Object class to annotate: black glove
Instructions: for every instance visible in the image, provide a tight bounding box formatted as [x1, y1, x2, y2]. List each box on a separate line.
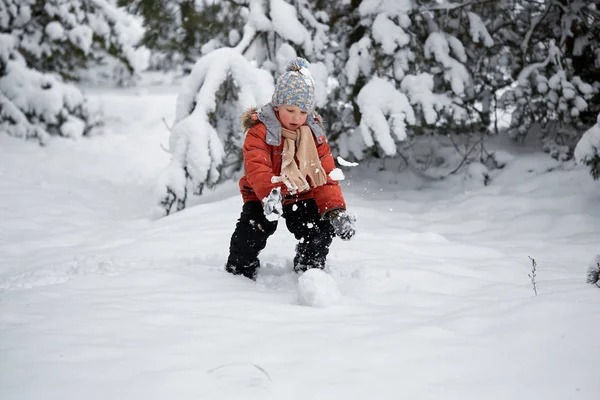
[326, 209, 356, 241]
[263, 187, 283, 221]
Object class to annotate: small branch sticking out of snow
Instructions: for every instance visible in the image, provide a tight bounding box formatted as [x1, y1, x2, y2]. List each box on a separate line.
[337, 156, 359, 167]
[528, 256, 538, 296]
[585, 255, 600, 287]
[159, 117, 173, 153]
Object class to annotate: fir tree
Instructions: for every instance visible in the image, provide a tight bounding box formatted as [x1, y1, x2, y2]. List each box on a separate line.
[0, 0, 147, 142]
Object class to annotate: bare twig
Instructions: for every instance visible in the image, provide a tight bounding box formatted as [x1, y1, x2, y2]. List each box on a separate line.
[162, 117, 172, 132]
[528, 256, 538, 296]
[207, 363, 272, 382]
[449, 134, 485, 175]
[521, 1, 554, 56]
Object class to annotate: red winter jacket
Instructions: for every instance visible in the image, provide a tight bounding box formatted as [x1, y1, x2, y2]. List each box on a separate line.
[238, 105, 346, 216]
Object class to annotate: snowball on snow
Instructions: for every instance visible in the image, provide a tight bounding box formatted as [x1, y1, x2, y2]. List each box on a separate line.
[296, 269, 341, 308]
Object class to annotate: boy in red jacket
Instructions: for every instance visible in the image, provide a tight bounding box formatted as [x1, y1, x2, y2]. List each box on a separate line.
[225, 58, 356, 280]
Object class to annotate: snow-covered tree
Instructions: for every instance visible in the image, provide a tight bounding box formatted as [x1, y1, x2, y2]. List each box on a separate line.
[0, 0, 147, 142]
[119, 0, 244, 70]
[155, 0, 600, 215]
[156, 0, 336, 215]
[324, 0, 495, 160]
[499, 0, 600, 159]
[157, 48, 273, 216]
[574, 113, 600, 180]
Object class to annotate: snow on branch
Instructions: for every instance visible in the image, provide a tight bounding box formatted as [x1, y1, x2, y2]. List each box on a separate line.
[574, 114, 600, 177]
[346, 38, 373, 86]
[467, 11, 494, 47]
[372, 13, 411, 55]
[400, 73, 453, 125]
[0, 92, 45, 140]
[0, 52, 96, 140]
[424, 32, 471, 95]
[517, 45, 562, 85]
[159, 48, 274, 216]
[356, 77, 416, 156]
[270, 0, 313, 55]
[88, 0, 148, 71]
[359, 0, 413, 17]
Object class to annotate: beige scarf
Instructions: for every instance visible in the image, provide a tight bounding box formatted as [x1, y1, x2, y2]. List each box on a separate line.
[280, 126, 327, 194]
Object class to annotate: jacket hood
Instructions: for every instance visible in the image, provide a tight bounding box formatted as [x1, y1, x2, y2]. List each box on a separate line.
[240, 103, 325, 146]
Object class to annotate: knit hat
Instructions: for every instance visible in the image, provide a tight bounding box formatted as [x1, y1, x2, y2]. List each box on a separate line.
[272, 57, 316, 113]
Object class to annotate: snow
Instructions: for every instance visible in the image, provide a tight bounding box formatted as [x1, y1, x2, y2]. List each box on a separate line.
[45, 21, 65, 40]
[424, 32, 471, 95]
[574, 115, 600, 164]
[249, 0, 272, 32]
[359, 0, 413, 16]
[175, 48, 273, 123]
[337, 156, 359, 167]
[164, 48, 274, 214]
[1, 85, 600, 400]
[401, 73, 451, 124]
[466, 11, 494, 47]
[372, 13, 410, 55]
[60, 115, 86, 138]
[269, 0, 313, 54]
[0, 45, 105, 141]
[329, 168, 345, 181]
[296, 269, 341, 307]
[345, 37, 373, 85]
[356, 77, 415, 156]
[309, 61, 328, 107]
[68, 25, 94, 54]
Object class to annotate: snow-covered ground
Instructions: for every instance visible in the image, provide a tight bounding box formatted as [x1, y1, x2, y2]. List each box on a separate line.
[1, 86, 599, 400]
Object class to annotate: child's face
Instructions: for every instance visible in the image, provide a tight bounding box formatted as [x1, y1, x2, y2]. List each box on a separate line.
[275, 105, 308, 130]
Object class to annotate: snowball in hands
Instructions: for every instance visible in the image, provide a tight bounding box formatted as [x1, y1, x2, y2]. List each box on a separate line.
[262, 187, 283, 221]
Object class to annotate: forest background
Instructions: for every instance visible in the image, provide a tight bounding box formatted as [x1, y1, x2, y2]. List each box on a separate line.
[2, 0, 599, 215]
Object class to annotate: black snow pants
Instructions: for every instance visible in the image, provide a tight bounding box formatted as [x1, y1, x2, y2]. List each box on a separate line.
[225, 199, 335, 278]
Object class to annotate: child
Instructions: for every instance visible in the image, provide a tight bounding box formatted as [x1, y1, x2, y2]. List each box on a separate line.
[225, 57, 356, 280]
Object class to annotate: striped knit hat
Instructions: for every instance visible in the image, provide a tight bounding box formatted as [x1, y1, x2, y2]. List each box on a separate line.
[272, 57, 316, 113]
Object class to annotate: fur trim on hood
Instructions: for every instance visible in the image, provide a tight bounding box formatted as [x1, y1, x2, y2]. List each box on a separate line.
[241, 105, 324, 132]
[241, 107, 260, 131]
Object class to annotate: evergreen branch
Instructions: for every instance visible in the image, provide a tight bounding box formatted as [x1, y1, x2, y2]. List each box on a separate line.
[521, 0, 554, 56]
[419, 0, 496, 12]
[221, 0, 249, 6]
